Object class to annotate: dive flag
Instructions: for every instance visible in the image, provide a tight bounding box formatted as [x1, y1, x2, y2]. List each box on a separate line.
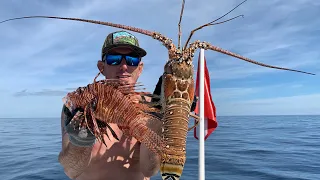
[193, 52, 218, 140]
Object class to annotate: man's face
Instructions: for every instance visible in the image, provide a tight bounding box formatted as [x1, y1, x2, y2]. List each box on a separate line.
[97, 46, 144, 85]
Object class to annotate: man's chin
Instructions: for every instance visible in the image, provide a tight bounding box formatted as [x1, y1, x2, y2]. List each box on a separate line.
[117, 77, 131, 84]
[118, 80, 135, 94]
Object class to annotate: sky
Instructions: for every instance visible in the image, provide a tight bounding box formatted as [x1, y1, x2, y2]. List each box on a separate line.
[0, 0, 319, 118]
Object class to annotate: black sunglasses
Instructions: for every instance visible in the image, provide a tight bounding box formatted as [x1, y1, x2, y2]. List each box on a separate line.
[103, 54, 141, 66]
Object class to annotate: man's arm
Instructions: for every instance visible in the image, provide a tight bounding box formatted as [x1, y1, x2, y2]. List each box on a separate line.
[58, 106, 94, 179]
[139, 143, 161, 177]
[127, 94, 162, 177]
[139, 115, 162, 177]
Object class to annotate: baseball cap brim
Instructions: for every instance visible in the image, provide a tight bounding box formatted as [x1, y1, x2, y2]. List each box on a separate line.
[102, 44, 147, 58]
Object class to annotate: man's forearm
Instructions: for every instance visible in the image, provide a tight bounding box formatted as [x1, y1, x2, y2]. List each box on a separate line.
[59, 133, 93, 179]
[139, 143, 160, 177]
[139, 115, 162, 177]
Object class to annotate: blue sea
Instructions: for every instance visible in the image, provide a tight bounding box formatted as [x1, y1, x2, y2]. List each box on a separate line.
[0, 115, 319, 180]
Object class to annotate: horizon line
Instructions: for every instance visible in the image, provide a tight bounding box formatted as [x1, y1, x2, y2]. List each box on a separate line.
[1, 114, 320, 119]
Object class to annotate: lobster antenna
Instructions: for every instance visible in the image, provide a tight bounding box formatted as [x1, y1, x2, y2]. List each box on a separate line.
[209, 0, 248, 25]
[184, 0, 248, 49]
[209, 15, 244, 26]
[0, 16, 174, 50]
[178, 0, 186, 50]
[190, 41, 316, 75]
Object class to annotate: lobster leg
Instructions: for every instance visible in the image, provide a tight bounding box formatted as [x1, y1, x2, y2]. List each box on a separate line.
[188, 113, 200, 131]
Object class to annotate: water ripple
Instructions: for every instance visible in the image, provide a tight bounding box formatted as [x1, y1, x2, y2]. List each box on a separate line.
[1, 116, 319, 180]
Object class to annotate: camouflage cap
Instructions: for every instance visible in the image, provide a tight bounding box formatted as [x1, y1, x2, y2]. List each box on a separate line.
[101, 30, 147, 59]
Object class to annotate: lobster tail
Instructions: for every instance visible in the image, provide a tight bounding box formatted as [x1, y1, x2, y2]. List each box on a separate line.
[160, 100, 190, 180]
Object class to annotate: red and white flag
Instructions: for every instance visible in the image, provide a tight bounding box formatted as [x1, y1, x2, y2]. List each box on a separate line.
[193, 53, 218, 140]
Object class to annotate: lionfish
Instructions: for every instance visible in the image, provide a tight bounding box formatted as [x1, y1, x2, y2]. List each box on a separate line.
[0, 0, 315, 179]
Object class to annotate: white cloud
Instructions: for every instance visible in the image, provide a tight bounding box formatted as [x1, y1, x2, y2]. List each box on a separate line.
[14, 89, 69, 97]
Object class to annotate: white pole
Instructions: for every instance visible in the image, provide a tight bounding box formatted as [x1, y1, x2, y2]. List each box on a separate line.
[199, 48, 205, 180]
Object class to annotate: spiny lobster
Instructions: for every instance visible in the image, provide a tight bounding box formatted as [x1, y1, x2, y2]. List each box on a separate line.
[1, 0, 315, 179]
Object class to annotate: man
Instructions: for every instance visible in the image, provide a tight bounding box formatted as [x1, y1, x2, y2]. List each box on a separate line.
[58, 30, 162, 180]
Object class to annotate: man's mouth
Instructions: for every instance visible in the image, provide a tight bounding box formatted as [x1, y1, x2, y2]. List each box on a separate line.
[117, 75, 131, 79]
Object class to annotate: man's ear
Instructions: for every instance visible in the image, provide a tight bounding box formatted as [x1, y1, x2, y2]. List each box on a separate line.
[137, 61, 144, 76]
[97, 60, 104, 73]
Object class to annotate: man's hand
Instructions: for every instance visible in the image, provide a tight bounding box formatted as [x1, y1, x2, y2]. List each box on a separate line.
[129, 94, 143, 104]
[65, 110, 97, 147]
[59, 106, 95, 179]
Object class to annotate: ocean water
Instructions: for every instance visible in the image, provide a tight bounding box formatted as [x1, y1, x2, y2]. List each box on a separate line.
[0, 115, 319, 180]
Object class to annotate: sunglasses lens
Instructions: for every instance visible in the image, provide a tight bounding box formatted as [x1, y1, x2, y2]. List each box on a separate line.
[126, 56, 140, 66]
[105, 55, 122, 65]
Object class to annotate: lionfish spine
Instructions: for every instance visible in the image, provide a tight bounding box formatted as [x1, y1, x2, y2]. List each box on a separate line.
[93, 90, 165, 154]
[129, 114, 165, 154]
[93, 82, 141, 125]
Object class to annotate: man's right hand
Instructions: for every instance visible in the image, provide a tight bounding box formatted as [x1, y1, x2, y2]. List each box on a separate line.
[63, 106, 96, 147]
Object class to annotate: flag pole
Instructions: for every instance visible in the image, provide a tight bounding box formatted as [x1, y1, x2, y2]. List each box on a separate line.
[199, 48, 205, 180]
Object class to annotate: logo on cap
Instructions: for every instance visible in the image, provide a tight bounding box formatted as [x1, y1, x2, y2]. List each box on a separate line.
[112, 31, 137, 46]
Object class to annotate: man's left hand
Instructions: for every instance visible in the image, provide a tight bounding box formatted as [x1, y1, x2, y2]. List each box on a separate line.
[129, 94, 142, 104]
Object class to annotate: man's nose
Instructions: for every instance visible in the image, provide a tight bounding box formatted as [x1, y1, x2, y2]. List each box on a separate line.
[119, 58, 128, 71]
